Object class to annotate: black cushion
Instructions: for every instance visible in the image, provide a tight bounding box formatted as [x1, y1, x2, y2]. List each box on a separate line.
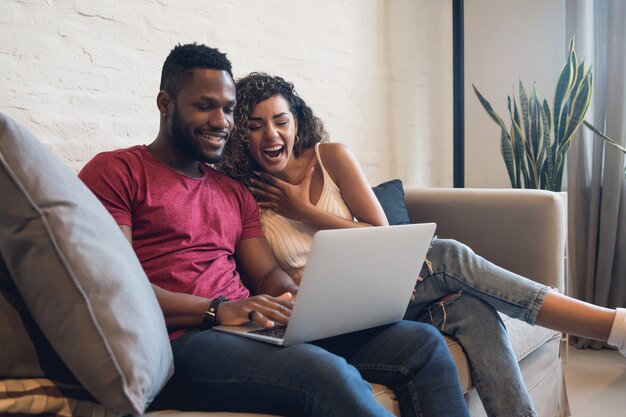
[372, 179, 411, 225]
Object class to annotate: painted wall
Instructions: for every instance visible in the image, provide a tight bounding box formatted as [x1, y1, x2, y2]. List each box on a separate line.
[0, 0, 453, 187]
[464, 0, 567, 188]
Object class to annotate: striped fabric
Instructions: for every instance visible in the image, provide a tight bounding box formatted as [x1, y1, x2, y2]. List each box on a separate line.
[0, 378, 121, 417]
[260, 143, 354, 284]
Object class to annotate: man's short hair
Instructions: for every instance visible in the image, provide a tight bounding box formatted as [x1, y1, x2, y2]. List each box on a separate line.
[159, 43, 233, 97]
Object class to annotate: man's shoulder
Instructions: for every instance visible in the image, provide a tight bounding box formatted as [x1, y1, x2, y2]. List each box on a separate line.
[89, 145, 145, 164]
[80, 145, 145, 174]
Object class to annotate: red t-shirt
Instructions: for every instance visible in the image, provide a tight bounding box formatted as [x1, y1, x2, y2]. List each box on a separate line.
[79, 145, 264, 305]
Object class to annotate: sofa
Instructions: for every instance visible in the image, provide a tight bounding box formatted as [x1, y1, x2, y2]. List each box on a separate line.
[1, 113, 570, 417]
[145, 188, 571, 417]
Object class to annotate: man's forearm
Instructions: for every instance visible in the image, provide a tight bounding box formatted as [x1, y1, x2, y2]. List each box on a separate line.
[151, 284, 211, 330]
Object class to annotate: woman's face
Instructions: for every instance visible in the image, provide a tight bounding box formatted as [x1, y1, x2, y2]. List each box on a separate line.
[245, 94, 298, 174]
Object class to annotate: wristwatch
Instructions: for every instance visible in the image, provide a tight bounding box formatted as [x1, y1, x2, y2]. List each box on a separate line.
[200, 296, 229, 329]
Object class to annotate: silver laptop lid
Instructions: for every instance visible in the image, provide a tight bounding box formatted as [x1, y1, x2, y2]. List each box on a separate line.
[282, 223, 436, 345]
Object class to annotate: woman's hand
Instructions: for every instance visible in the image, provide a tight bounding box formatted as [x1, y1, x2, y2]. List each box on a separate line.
[217, 292, 295, 328]
[250, 165, 316, 221]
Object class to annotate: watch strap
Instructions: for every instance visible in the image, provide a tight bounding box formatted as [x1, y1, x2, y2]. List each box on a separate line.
[201, 296, 229, 329]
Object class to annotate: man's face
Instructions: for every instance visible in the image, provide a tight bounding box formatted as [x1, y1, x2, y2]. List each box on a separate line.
[168, 68, 236, 164]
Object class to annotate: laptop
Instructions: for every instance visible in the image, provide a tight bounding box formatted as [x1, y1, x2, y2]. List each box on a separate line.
[213, 223, 436, 346]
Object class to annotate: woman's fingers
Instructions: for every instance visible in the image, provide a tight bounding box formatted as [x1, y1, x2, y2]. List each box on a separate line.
[250, 176, 277, 190]
[250, 179, 285, 202]
[250, 186, 275, 200]
[253, 171, 286, 188]
[257, 202, 282, 214]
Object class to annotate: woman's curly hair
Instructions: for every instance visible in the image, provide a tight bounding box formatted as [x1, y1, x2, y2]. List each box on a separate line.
[216, 73, 329, 188]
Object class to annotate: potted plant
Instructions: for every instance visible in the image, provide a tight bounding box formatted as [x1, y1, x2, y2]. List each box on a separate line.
[473, 37, 592, 191]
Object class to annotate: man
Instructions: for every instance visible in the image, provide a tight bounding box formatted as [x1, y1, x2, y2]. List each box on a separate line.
[79, 43, 469, 417]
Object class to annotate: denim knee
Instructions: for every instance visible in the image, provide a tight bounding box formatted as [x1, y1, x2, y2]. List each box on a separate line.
[431, 238, 472, 263]
[424, 291, 506, 336]
[294, 344, 366, 386]
[392, 321, 455, 367]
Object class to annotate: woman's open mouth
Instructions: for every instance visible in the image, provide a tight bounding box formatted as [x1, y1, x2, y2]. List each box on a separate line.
[263, 145, 285, 159]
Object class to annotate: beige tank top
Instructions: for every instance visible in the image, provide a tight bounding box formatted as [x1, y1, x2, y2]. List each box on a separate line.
[260, 143, 353, 284]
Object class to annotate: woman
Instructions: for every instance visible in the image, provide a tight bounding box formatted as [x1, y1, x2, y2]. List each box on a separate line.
[217, 73, 626, 417]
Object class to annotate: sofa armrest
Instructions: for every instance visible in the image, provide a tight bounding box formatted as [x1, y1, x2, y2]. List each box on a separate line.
[404, 188, 566, 292]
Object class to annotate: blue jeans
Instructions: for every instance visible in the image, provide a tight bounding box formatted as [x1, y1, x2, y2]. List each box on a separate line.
[151, 320, 470, 417]
[404, 239, 551, 417]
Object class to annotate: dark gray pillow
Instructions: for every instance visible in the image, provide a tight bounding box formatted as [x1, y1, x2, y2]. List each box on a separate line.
[0, 113, 173, 415]
[372, 179, 411, 225]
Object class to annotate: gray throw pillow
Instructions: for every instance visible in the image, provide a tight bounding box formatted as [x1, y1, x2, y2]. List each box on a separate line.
[0, 113, 173, 415]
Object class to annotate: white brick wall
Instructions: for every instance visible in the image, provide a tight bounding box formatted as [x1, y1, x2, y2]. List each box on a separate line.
[0, 0, 453, 186]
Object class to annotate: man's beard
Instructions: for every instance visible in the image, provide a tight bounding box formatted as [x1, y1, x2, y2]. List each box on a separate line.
[169, 107, 225, 164]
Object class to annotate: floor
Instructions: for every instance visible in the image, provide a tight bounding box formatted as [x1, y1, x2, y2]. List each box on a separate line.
[563, 346, 626, 416]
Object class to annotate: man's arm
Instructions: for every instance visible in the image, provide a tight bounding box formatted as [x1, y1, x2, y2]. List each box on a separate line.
[119, 226, 294, 329]
[118, 225, 213, 330]
[235, 236, 299, 296]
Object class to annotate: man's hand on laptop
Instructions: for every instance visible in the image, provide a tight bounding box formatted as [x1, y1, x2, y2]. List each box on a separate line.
[218, 292, 294, 328]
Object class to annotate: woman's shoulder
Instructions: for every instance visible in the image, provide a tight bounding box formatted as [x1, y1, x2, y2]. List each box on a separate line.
[317, 141, 357, 166]
[317, 142, 353, 164]
[316, 142, 359, 181]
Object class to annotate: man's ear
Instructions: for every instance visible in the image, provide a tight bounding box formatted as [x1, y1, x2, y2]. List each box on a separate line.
[156, 91, 172, 117]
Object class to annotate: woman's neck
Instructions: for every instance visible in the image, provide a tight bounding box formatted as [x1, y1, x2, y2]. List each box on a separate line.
[274, 147, 316, 184]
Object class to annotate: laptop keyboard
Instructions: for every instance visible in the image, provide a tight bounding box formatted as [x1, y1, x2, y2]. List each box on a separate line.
[249, 325, 287, 339]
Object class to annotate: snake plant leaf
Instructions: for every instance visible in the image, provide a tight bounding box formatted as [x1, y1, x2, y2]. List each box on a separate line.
[510, 101, 531, 188]
[542, 99, 552, 138]
[554, 149, 568, 191]
[506, 96, 521, 188]
[555, 70, 591, 173]
[512, 91, 523, 130]
[519, 80, 531, 144]
[473, 85, 509, 130]
[556, 99, 571, 156]
[511, 95, 527, 187]
[574, 57, 584, 91]
[562, 69, 593, 143]
[571, 48, 580, 87]
[529, 86, 541, 162]
[584, 121, 626, 176]
[540, 102, 554, 190]
[502, 124, 518, 188]
[554, 39, 576, 137]
[529, 87, 544, 183]
[584, 121, 626, 153]
[473, 85, 518, 187]
[513, 124, 529, 188]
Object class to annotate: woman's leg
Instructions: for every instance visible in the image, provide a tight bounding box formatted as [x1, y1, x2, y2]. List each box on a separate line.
[418, 239, 625, 351]
[536, 291, 615, 341]
[406, 292, 537, 417]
